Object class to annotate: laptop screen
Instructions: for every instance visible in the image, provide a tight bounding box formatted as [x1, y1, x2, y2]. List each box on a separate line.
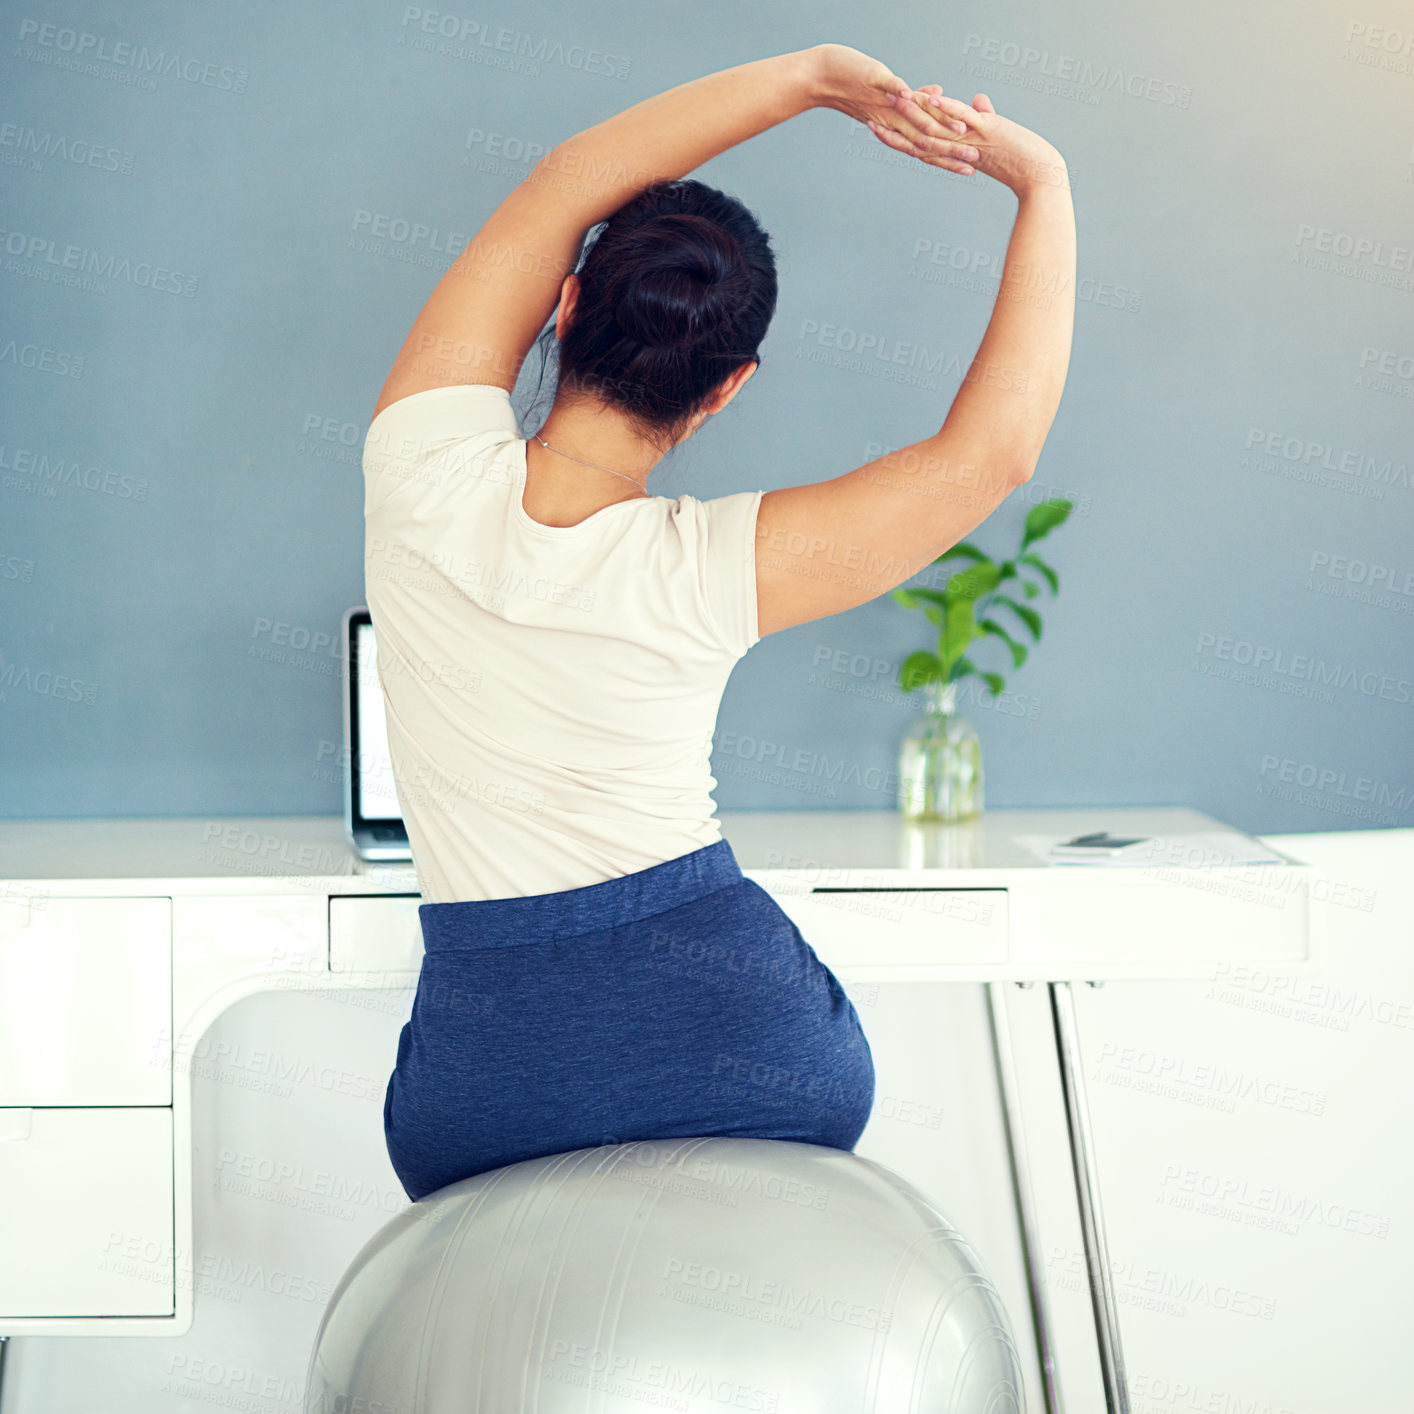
[354, 617, 402, 823]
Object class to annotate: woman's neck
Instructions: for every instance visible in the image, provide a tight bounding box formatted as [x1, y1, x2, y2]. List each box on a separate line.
[519, 441, 645, 527]
[532, 400, 669, 490]
[523, 401, 672, 522]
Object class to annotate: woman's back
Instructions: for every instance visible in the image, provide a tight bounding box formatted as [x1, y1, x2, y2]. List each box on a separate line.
[364, 382, 763, 903]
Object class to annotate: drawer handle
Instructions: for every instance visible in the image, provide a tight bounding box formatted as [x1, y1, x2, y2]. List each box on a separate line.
[808, 887, 1009, 894]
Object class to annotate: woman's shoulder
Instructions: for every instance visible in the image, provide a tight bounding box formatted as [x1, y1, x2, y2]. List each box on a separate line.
[667, 486, 765, 536]
[364, 384, 522, 514]
[367, 383, 520, 452]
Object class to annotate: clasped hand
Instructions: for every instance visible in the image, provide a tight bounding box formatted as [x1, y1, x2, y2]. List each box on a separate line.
[812, 43, 1067, 196]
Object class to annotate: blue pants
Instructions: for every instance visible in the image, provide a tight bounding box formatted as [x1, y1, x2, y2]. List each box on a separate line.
[382, 838, 876, 1201]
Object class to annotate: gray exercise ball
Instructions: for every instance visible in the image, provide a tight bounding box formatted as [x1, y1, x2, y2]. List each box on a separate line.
[304, 1137, 1024, 1413]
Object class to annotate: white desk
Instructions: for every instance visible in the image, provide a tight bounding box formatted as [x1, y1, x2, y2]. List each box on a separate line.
[0, 806, 1323, 1413]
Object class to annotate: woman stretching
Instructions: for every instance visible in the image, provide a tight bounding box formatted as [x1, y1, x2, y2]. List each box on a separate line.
[365, 43, 1075, 1202]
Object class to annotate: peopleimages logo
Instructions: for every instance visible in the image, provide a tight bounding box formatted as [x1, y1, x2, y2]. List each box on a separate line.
[1193, 632, 1412, 706]
[959, 33, 1193, 107]
[0, 226, 198, 296]
[1243, 427, 1411, 493]
[0, 441, 147, 498]
[0, 121, 135, 175]
[396, 9, 631, 80]
[0, 338, 84, 377]
[15, 19, 249, 92]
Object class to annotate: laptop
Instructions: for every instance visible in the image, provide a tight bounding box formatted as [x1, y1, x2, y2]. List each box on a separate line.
[342, 606, 413, 861]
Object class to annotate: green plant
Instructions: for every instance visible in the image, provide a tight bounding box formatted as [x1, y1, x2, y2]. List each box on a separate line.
[890, 498, 1073, 698]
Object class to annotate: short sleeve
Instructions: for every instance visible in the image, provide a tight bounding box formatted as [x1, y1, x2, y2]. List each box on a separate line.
[363, 384, 520, 515]
[695, 488, 764, 658]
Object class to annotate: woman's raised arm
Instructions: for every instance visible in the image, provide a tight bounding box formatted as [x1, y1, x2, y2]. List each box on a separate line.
[527, 44, 977, 225]
[369, 45, 972, 419]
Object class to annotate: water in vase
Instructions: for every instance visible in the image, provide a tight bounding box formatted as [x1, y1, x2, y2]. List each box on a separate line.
[897, 680, 984, 822]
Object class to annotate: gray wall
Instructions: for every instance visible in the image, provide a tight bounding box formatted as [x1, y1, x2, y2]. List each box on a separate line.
[3, 2, 1410, 829]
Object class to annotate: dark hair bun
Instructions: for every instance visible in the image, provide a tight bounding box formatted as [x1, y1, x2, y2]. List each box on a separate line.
[530, 177, 778, 445]
[610, 214, 745, 350]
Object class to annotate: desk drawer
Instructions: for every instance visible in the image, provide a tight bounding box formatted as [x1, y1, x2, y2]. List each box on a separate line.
[0, 897, 171, 1105]
[770, 888, 1008, 980]
[0, 1107, 174, 1317]
[1008, 876, 1313, 971]
[329, 895, 423, 974]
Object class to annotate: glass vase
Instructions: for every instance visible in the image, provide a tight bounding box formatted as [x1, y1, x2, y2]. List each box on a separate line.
[897, 679, 984, 823]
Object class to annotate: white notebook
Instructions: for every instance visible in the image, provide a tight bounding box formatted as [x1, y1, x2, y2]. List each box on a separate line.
[1014, 830, 1287, 868]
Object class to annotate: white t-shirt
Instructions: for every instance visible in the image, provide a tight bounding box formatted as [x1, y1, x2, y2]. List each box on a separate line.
[362, 383, 764, 903]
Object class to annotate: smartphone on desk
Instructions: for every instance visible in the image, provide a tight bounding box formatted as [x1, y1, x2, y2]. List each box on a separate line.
[1049, 831, 1153, 859]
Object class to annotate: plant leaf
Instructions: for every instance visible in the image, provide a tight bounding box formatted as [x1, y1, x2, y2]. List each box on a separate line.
[979, 617, 1029, 669]
[1022, 580, 1040, 598]
[1020, 498, 1072, 550]
[947, 559, 1003, 601]
[1019, 551, 1059, 594]
[941, 597, 978, 669]
[993, 593, 1043, 641]
[950, 658, 1004, 700]
[901, 587, 952, 611]
[924, 606, 943, 627]
[899, 650, 944, 691]
[931, 541, 988, 566]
